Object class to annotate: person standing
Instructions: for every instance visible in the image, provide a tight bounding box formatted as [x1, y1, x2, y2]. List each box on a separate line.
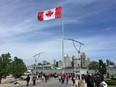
[88, 74, 95, 87]
[66, 74, 69, 84]
[25, 75, 30, 86]
[58, 75, 61, 82]
[32, 74, 36, 85]
[44, 74, 48, 82]
[71, 74, 75, 86]
[94, 75, 102, 87]
[61, 75, 65, 84]
[75, 75, 79, 87]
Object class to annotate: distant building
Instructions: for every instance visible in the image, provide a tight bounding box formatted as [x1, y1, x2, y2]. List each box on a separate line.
[72, 55, 75, 67]
[77, 52, 89, 68]
[64, 55, 72, 68]
[106, 59, 115, 67]
[84, 58, 90, 68]
[56, 61, 58, 67]
[53, 59, 56, 65]
[72, 55, 79, 68]
[106, 59, 111, 66]
[43, 60, 47, 65]
[44, 64, 52, 69]
[58, 60, 63, 68]
[80, 52, 86, 67]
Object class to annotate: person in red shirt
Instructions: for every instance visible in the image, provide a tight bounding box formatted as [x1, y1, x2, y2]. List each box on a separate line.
[66, 74, 69, 84]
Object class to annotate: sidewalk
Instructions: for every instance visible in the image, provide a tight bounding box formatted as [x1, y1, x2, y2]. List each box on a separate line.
[0, 77, 41, 87]
[1, 80, 41, 87]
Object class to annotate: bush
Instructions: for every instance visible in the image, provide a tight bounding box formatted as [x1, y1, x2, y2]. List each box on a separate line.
[111, 78, 116, 80]
[106, 73, 110, 78]
[105, 80, 116, 85]
[111, 75, 114, 79]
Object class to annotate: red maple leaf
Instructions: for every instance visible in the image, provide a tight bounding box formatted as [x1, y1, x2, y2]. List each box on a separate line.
[45, 10, 53, 17]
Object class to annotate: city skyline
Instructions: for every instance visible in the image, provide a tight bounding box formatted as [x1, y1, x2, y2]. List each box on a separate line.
[30, 55, 115, 69]
[0, 0, 116, 65]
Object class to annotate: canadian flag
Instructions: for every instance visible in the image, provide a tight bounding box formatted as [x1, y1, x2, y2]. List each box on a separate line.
[38, 6, 62, 21]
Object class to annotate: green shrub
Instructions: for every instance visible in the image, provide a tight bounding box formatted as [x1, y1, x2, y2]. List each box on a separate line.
[111, 78, 116, 80]
[111, 75, 114, 79]
[105, 80, 116, 85]
[106, 73, 110, 78]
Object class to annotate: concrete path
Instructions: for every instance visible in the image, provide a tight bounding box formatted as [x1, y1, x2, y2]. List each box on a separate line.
[0, 76, 41, 87]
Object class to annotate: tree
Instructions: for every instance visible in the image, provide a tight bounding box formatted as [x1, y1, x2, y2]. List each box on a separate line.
[0, 53, 12, 84]
[88, 61, 99, 73]
[10, 57, 27, 78]
[99, 59, 107, 75]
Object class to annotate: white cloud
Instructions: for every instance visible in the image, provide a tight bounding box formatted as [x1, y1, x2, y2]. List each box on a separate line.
[1, 34, 116, 65]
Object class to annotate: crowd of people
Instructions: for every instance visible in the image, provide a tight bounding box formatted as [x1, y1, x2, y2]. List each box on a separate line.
[25, 72, 53, 86]
[84, 73, 106, 87]
[24, 72, 107, 87]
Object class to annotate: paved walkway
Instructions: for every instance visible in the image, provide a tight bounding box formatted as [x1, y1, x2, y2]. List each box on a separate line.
[1, 80, 41, 87]
[0, 76, 41, 87]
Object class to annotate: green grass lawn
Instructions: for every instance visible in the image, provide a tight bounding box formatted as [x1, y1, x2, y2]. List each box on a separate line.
[109, 85, 116, 87]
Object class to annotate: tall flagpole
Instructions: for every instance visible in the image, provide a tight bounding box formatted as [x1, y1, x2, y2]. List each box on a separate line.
[61, 6, 65, 68]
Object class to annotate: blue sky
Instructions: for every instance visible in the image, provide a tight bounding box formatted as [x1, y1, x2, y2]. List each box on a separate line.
[0, 0, 116, 65]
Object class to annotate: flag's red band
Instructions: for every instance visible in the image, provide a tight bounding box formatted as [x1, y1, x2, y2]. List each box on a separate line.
[55, 6, 62, 18]
[38, 12, 43, 21]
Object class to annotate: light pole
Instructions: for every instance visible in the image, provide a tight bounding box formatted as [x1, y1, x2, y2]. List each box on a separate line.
[33, 52, 45, 73]
[64, 38, 84, 80]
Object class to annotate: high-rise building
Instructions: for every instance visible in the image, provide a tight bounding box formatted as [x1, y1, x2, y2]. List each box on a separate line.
[43, 60, 47, 65]
[106, 59, 111, 66]
[58, 60, 63, 68]
[72, 55, 79, 68]
[53, 59, 56, 66]
[78, 52, 86, 68]
[56, 61, 58, 67]
[106, 59, 115, 67]
[84, 58, 90, 68]
[72, 55, 75, 67]
[64, 55, 72, 67]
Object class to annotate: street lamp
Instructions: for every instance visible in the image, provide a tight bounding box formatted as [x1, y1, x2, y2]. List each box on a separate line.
[33, 52, 45, 73]
[64, 38, 84, 80]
